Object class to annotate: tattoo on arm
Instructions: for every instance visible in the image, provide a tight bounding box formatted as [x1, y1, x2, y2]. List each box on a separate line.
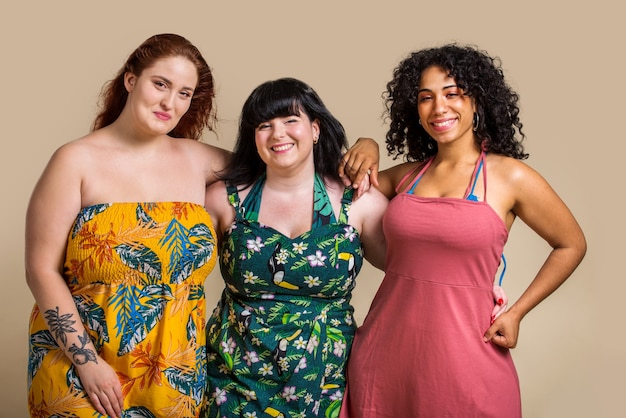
[44, 306, 98, 366]
[44, 306, 76, 347]
[68, 330, 98, 365]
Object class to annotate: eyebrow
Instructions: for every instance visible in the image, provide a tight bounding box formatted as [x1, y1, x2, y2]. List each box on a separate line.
[417, 84, 458, 94]
[154, 75, 195, 92]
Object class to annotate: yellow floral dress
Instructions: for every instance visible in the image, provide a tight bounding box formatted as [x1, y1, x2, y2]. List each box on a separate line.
[28, 202, 217, 418]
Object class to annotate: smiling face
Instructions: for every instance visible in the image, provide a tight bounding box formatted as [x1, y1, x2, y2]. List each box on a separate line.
[123, 55, 198, 137]
[416, 65, 476, 147]
[254, 110, 320, 173]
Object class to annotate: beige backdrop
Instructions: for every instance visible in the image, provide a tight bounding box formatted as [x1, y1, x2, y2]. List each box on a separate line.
[1, 1, 620, 417]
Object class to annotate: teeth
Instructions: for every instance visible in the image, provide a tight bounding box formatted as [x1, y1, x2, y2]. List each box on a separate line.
[433, 120, 454, 127]
[272, 144, 293, 152]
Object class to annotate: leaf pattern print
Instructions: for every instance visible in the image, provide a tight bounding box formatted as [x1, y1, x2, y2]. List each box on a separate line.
[28, 202, 217, 416]
[203, 180, 362, 417]
[71, 203, 109, 238]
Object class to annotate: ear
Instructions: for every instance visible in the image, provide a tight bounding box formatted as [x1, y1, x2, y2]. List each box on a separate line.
[312, 119, 320, 139]
[124, 72, 137, 92]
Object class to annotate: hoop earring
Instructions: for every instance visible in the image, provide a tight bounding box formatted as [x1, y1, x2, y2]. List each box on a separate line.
[473, 113, 479, 132]
[313, 135, 319, 145]
[418, 119, 422, 126]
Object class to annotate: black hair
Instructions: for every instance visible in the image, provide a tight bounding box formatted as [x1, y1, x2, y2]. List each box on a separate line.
[385, 43, 527, 161]
[221, 77, 347, 188]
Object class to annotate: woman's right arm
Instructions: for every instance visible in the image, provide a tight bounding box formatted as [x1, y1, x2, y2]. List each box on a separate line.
[204, 180, 235, 241]
[25, 144, 124, 418]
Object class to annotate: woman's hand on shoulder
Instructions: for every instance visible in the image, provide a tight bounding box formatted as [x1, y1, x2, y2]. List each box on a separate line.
[339, 137, 380, 190]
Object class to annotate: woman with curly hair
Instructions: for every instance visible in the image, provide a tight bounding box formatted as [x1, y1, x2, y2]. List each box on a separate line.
[338, 44, 586, 417]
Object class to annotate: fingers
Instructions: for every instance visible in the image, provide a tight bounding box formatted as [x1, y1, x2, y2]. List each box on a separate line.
[343, 159, 374, 189]
[90, 390, 123, 418]
[483, 313, 518, 349]
[86, 379, 124, 418]
[354, 172, 372, 200]
[369, 166, 380, 187]
[490, 285, 508, 323]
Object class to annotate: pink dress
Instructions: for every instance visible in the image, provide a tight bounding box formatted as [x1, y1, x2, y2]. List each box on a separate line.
[341, 152, 521, 417]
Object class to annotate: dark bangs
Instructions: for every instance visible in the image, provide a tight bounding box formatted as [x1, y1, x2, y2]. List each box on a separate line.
[241, 82, 311, 130]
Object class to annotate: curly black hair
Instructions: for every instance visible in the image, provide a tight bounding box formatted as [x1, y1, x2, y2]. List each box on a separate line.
[384, 43, 527, 161]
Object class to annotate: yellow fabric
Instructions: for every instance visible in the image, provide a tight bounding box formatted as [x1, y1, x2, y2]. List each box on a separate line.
[28, 202, 217, 418]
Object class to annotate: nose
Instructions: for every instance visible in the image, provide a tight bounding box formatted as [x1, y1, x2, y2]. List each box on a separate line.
[433, 94, 448, 114]
[271, 122, 286, 139]
[160, 92, 176, 110]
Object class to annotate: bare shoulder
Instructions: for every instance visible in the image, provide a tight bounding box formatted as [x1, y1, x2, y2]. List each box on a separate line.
[175, 138, 231, 180]
[44, 133, 102, 176]
[486, 154, 548, 189]
[378, 161, 424, 198]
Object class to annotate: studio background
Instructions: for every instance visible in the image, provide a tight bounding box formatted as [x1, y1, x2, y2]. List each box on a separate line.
[1, 2, 619, 417]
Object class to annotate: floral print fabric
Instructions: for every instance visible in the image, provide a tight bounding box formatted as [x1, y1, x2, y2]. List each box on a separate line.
[202, 175, 363, 418]
[28, 202, 217, 418]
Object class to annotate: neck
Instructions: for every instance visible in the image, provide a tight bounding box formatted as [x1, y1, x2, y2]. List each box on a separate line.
[264, 167, 317, 193]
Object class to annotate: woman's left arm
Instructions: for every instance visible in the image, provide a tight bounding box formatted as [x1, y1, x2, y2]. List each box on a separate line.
[484, 162, 587, 348]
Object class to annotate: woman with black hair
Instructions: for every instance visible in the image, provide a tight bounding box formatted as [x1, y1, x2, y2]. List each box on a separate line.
[338, 44, 586, 417]
[201, 78, 388, 417]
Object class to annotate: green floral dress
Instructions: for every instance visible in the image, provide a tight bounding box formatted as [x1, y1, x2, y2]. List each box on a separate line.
[202, 174, 363, 418]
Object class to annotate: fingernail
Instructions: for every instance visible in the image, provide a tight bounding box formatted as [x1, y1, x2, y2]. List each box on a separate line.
[497, 298, 504, 305]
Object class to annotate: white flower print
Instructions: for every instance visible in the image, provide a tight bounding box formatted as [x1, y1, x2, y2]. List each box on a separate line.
[294, 336, 308, 350]
[243, 271, 258, 284]
[307, 250, 327, 267]
[313, 400, 321, 415]
[292, 241, 308, 254]
[345, 313, 353, 326]
[243, 413, 257, 418]
[333, 340, 346, 357]
[276, 249, 289, 264]
[304, 393, 314, 405]
[304, 275, 321, 288]
[213, 387, 227, 405]
[247, 236, 265, 252]
[319, 310, 328, 322]
[331, 318, 341, 327]
[281, 386, 298, 402]
[278, 356, 289, 372]
[243, 351, 259, 366]
[324, 363, 334, 376]
[218, 364, 230, 374]
[259, 363, 274, 376]
[343, 225, 357, 242]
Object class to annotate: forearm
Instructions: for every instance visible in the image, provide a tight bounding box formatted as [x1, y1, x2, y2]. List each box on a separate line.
[28, 272, 100, 367]
[507, 245, 586, 321]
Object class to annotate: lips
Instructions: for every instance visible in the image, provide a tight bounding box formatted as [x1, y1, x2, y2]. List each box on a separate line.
[154, 112, 171, 121]
[271, 144, 294, 152]
[430, 118, 456, 131]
